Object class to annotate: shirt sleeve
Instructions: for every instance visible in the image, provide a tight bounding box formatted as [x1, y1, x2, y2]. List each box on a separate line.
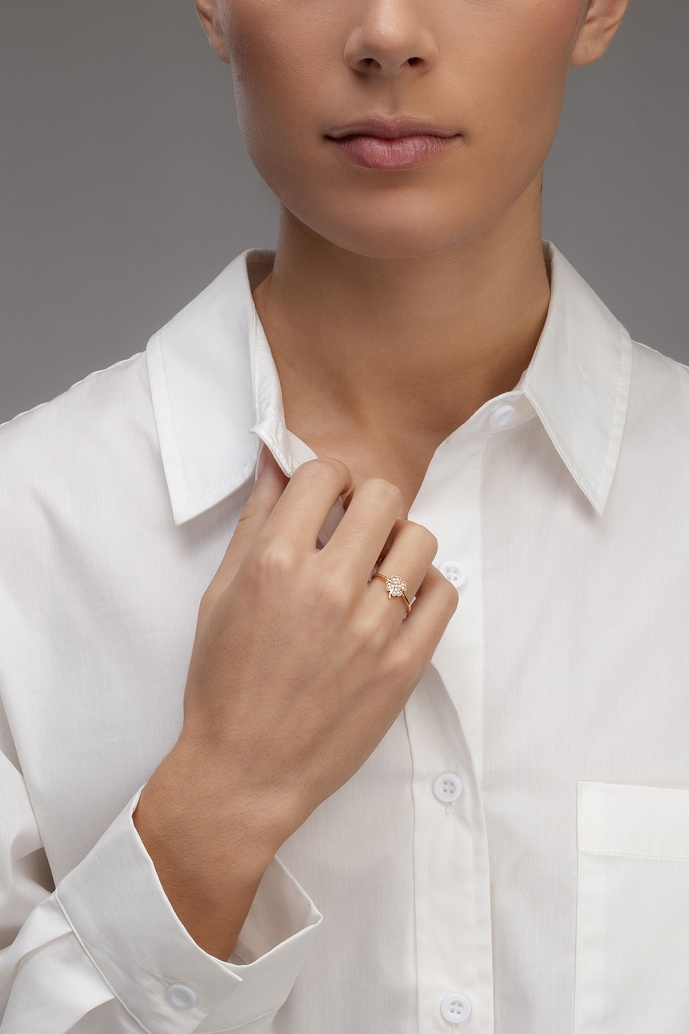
[0, 744, 324, 1034]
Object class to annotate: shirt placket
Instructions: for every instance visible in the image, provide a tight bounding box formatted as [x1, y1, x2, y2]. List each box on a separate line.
[404, 423, 499, 1034]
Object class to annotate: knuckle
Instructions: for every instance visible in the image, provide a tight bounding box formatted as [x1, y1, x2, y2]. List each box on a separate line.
[296, 457, 345, 486]
[439, 573, 461, 609]
[365, 477, 404, 511]
[235, 507, 256, 528]
[353, 608, 389, 651]
[197, 589, 216, 623]
[406, 521, 438, 555]
[253, 540, 298, 579]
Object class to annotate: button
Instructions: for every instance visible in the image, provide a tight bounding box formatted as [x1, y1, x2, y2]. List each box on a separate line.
[489, 403, 516, 429]
[434, 772, 463, 803]
[166, 984, 197, 1010]
[440, 992, 472, 1024]
[440, 560, 466, 588]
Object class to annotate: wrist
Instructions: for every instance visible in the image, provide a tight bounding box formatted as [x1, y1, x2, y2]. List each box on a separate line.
[134, 738, 286, 883]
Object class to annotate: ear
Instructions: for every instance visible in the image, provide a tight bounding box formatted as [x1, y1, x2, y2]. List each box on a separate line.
[194, 0, 231, 64]
[570, 0, 631, 68]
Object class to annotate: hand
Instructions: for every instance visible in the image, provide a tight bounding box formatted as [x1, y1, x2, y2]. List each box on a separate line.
[173, 445, 460, 848]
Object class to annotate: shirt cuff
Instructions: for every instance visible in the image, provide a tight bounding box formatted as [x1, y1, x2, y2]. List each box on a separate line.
[54, 783, 323, 1033]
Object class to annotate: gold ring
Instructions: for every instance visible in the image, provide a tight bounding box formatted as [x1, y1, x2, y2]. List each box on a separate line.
[372, 572, 412, 614]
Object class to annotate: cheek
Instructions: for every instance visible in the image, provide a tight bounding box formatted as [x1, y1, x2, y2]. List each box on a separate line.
[461, 1, 583, 128]
[449, 0, 584, 193]
[221, 0, 325, 140]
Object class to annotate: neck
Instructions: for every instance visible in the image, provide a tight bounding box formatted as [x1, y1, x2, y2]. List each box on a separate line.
[251, 178, 551, 462]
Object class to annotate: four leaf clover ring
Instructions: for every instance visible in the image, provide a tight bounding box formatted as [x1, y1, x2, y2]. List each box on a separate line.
[371, 572, 413, 615]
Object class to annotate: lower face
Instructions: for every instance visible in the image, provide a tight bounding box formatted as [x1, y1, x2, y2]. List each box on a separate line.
[219, 0, 590, 259]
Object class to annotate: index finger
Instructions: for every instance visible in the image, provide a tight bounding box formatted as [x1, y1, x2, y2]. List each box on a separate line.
[258, 456, 354, 554]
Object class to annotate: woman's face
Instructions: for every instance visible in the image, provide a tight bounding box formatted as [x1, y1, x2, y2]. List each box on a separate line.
[200, 0, 623, 259]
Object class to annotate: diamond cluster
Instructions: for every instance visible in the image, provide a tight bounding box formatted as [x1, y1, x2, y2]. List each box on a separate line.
[385, 576, 407, 597]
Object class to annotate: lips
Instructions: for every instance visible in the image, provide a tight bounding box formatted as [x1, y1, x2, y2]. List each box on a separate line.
[327, 132, 459, 170]
[327, 116, 459, 140]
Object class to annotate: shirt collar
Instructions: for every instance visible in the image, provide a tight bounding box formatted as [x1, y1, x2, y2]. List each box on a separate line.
[145, 240, 632, 526]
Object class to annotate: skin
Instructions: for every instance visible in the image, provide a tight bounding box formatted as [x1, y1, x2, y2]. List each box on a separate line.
[132, 0, 631, 961]
[194, 0, 629, 516]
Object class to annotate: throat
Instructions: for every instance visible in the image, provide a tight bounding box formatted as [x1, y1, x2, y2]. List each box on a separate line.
[288, 425, 437, 522]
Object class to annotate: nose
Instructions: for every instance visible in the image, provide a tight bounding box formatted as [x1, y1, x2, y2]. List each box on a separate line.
[342, 0, 439, 77]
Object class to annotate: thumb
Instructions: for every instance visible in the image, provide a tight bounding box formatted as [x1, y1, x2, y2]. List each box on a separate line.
[201, 444, 290, 609]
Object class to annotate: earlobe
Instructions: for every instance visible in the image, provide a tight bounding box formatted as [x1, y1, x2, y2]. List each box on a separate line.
[194, 0, 232, 64]
[570, 0, 631, 69]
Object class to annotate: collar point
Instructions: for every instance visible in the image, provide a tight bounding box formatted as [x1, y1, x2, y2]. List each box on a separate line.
[580, 478, 610, 519]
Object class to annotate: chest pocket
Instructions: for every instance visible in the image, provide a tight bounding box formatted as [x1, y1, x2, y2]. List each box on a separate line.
[574, 781, 689, 1033]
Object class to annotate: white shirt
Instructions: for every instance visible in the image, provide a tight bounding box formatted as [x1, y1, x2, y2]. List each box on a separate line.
[1, 240, 688, 1034]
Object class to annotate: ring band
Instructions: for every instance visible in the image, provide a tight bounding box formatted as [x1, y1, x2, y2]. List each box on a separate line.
[372, 572, 412, 614]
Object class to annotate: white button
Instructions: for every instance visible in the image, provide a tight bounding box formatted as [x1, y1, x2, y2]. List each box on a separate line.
[434, 772, 463, 803]
[166, 984, 197, 1010]
[440, 992, 472, 1024]
[440, 560, 466, 588]
[489, 403, 516, 429]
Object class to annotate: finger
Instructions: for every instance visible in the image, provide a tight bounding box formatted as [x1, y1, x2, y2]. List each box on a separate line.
[398, 563, 461, 661]
[322, 477, 406, 585]
[365, 520, 438, 619]
[259, 456, 355, 554]
[203, 445, 289, 600]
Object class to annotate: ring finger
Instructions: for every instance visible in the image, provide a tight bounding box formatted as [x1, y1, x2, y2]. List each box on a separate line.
[366, 520, 438, 622]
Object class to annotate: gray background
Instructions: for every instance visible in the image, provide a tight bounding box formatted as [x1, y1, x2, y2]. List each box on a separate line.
[1, 1, 687, 425]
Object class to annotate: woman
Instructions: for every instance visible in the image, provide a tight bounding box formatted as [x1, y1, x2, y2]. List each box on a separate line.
[4, 1, 689, 1032]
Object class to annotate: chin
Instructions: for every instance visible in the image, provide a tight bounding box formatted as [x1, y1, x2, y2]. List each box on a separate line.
[307, 213, 491, 262]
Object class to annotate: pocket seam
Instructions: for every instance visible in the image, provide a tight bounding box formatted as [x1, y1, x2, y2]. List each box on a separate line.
[574, 780, 689, 1032]
[579, 845, 689, 861]
[578, 780, 689, 860]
